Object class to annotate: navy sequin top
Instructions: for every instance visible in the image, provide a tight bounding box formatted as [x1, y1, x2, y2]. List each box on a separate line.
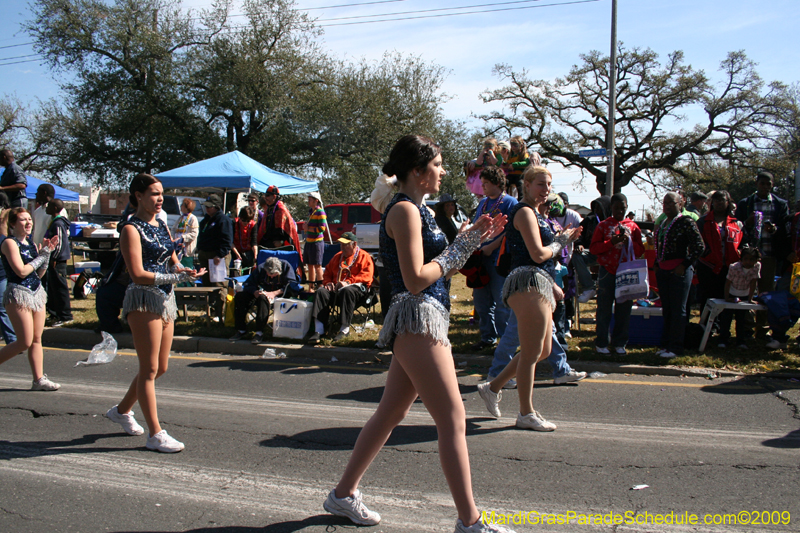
[2, 235, 42, 291]
[380, 193, 450, 311]
[507, 203, 556, 280]
[126, 216, 175, 295]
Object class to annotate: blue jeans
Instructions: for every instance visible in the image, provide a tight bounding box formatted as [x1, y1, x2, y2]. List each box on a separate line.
[656, 266, 693, 354]
[473, 256, 510, 343]
[0, 278, 16, 344]
[487, 311, 573, 379]
[95, 280, 127, 333]
[571, 249, 596, 292]
[595, 268, 633, 349]
[553, 300, 567, 345]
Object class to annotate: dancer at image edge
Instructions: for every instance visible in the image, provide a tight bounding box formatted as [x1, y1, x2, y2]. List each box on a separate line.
[0, 207, 60, 390]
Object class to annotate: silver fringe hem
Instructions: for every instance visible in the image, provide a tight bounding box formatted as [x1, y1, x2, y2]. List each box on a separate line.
[3, 283, 46, 312]
[501, 266, 556, 311]
[122, 284, 178, 323]
[378, 292, 451, 349]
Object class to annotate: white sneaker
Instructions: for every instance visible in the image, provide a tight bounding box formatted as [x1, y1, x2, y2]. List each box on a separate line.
[659, 350, 677, 358]
[477, 382, 502, 418]
[323, 489, 381, 526]
[455, 517, 517, 532]
[577, 289, 596, 303]
[31, 375, 61, 391]
[554, 370, 587, 384]
[656, 348, 667, 355]
[516, 411, 556, 431]
[106, 405, 145, 436]
[564, 331, 572, 339]
[146, 430, 185, 453]
[614, 346, 627, 355]
[766, 339, 787, 350]
[596, 346, 611, 354]
[502, 378, 517, 389]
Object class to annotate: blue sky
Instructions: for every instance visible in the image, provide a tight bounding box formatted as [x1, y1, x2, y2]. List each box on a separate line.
[2, 0, 798, 213]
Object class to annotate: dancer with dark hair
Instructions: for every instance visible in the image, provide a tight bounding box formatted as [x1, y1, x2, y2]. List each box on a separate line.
[322, 135, 511, 533]
[105, 174, 205, 452]
[0, 207, 60, 389]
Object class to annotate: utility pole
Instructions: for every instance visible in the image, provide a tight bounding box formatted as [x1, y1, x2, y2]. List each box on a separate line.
[605, 0, 617, 197]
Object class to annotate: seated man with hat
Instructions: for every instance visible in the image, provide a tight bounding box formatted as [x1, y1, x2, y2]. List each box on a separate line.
[229, 256, 297, 344]
[308, 232, 374, 342]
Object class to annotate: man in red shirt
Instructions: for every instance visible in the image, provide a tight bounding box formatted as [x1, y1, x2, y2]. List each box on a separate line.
[590, 193, 645, 355]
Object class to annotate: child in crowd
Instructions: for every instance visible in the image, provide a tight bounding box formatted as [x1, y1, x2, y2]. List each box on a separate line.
[718, 246, 760, 348]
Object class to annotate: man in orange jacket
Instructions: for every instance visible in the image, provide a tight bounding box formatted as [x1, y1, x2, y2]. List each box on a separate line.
[308, 232, 374, 342]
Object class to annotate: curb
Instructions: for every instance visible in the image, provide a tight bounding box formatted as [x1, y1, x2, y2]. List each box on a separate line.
[42, 327, 767, 379]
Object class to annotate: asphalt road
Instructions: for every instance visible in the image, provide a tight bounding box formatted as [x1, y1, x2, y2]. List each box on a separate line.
[1, 347, 798, 533]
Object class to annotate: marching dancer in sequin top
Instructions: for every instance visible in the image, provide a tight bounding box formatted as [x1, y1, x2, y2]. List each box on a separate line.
[477, 166, 581, 431]
[0, 207, 61, 391]
[323, 135, 513, 533]
[105, 174, 205, 453]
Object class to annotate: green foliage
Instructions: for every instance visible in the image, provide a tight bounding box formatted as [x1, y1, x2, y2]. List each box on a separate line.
[480, 47, 795, 195]
[22, 0, 474, 200]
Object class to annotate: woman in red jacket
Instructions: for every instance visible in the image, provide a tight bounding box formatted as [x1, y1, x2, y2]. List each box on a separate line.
[697, 190, 747, 346]
[696, 190, 743, 314]
[589, 193, 645, 355]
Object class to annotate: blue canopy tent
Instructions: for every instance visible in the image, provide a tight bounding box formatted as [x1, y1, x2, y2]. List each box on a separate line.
[155, 151, 318, 199]
[25, 175, 80, 202]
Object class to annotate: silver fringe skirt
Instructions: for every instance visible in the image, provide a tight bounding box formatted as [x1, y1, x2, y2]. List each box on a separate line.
[378, 292, 451, 349]
[501, 266, 556, 312]
[3, 283, 47, 312]
[122, 284, 178, 323]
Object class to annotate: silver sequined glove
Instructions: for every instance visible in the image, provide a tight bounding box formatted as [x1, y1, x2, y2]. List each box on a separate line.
[546, 232, 570, 259]
[153, 271, 195, 286]
[432, 229, 482, 276]
[28, 249, 51, 271]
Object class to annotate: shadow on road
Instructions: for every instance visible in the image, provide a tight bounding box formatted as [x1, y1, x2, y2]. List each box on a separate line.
[762, 428, 800, 448]
[113, 513, 357, 532]
[259, 419, 507, 450]
[699, 375, 800, 395]
[187, 359, 382, 376]
[0, 433, 132, 459]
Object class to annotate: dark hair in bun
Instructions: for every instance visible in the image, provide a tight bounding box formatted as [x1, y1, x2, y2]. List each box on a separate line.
[382, 135, 441, 182]
[129, 173, 160, 208]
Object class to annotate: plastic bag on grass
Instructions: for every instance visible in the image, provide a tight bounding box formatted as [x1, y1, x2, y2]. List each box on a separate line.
[76, 332, 118, 366]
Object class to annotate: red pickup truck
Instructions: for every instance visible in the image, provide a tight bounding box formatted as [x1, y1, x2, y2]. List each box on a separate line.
[322, 202, 382, 241]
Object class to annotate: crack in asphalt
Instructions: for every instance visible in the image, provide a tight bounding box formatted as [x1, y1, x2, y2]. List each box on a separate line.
[0, 506, 37, 521]
[755, 378, 800, 419]
[0, 406, 81, 418]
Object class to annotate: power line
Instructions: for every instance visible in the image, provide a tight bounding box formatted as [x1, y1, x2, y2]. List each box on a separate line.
[0, 42, 35, 50]
[204, 0, 597, 34]
[317, 0, 598, 27]
[303, 0, 408, 10]
[317, 0, 547, 22]
[0, 58, 42, 67]
[190, 0, 407, 17]
[0, 53, 41, 62]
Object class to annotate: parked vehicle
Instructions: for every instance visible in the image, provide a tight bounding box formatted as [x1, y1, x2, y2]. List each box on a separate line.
[353, 199, 470, 254]
[72, 195, 204, 268]
[324, 203, 382, 241]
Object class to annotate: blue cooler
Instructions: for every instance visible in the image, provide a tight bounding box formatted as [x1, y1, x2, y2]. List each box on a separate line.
[611, 305, 663, 346]
[70, 221, 88, 237]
